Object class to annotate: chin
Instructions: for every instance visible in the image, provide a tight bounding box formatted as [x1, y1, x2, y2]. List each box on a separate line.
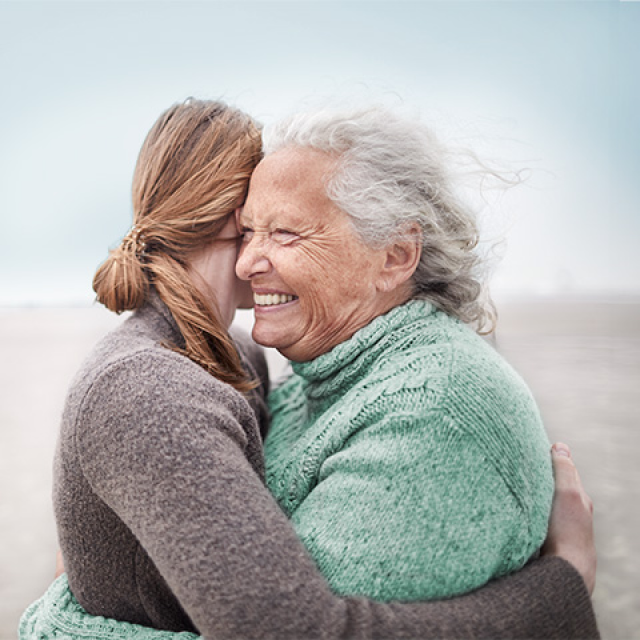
[251, 327, 272, 348]
[251, 327, 285, 352]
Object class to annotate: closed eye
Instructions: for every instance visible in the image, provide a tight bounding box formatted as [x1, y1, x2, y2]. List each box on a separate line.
[272, 229, 300, 245]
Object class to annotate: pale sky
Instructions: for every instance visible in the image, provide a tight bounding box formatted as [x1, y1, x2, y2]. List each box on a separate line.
[1, 0, 638, 305]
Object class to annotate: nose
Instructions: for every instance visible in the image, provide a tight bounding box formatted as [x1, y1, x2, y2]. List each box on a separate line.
[236, 235, 271, 281]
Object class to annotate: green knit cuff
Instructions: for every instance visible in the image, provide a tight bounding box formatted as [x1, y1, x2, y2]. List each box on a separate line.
[19, 574, 200, 640]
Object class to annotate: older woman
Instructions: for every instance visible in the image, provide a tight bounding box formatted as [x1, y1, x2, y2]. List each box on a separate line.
[20, 101, 598, 640]
[236, 107, 554, 601]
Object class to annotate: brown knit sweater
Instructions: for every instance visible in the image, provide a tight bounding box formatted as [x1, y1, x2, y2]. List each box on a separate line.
[52, 293, 599, 639]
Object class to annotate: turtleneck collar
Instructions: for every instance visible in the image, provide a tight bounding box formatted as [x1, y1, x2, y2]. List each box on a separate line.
[290, 300, 436, 408]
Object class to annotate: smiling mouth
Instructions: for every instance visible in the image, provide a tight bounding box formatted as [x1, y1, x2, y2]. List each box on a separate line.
[253, 293, 298, 307]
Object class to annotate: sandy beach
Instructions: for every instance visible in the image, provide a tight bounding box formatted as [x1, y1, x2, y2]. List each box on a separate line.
[1, 299, 638, 640]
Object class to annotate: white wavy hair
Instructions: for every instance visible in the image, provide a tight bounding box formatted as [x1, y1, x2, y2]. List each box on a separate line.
[262, 106, 495, 333]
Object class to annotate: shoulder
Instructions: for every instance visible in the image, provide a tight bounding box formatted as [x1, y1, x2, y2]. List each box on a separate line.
[445, 320, 543, 428]
[359, 309, 457, 407]
[65, 327, 255, 451]
[364, 311, 553, 543]
[433, 318, 554, 527]
[361, 310, 550, 473]
[78, 323, 227, 395]
[373, 310, 537, 416]
[417, 314, 549, 460]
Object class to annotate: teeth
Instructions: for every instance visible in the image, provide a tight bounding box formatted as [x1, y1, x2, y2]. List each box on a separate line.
[254, 293, 296, 306]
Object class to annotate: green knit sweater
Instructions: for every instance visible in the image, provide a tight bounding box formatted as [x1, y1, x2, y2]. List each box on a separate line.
[265, 299, 553, 602]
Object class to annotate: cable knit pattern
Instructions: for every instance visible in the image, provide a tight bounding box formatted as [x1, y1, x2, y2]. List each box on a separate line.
[265, 300, 554, 601]
[19, 575, 199, 640]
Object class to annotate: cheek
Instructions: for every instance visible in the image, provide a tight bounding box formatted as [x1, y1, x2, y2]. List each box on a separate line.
[286, 251, 337, 305]
[287, 241, 348, 288]
[301, 266, 367, 327]
[237, 279, 254, 307]
[276, 239, 378, 310]
[222, 252, 239, 282]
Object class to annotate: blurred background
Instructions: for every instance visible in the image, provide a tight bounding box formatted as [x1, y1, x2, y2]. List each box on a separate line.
[1, 1, 638, 638]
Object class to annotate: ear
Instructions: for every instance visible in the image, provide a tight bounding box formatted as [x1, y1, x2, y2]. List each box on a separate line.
[375, 223, 422, 294]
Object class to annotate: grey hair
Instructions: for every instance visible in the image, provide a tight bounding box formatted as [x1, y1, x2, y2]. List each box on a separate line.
[262, 106, 496, 333]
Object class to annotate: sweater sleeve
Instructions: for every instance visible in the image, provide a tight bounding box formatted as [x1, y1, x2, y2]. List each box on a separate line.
[74, 349, 340, 639]
[288, 409, 544, 601]
[68, 352, 597, 640]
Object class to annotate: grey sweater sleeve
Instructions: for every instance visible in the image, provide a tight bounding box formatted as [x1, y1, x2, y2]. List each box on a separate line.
[74, 350, 598, 640]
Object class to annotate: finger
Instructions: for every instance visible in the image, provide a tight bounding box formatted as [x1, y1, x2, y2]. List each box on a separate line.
[551, 443, 581, 493]
[55, 549, 65, 578]
[551, 441, 571, 458]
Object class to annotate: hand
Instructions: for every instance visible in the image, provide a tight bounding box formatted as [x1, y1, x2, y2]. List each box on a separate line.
[55, 549, 65, 578]
[541, 442, 596, 595]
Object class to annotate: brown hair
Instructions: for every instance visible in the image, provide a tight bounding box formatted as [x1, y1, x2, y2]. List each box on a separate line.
[93, 98, 262, 391]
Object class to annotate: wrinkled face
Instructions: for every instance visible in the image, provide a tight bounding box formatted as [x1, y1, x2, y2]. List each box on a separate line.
[235, 147, 391, 362]
[188, 215, 253, 328]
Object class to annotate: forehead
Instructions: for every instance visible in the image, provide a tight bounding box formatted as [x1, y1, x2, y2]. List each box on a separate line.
[243, 147, 338, 222]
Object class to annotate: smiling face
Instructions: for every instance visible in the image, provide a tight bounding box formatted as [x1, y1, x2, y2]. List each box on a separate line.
[235, 147, 409, 362]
